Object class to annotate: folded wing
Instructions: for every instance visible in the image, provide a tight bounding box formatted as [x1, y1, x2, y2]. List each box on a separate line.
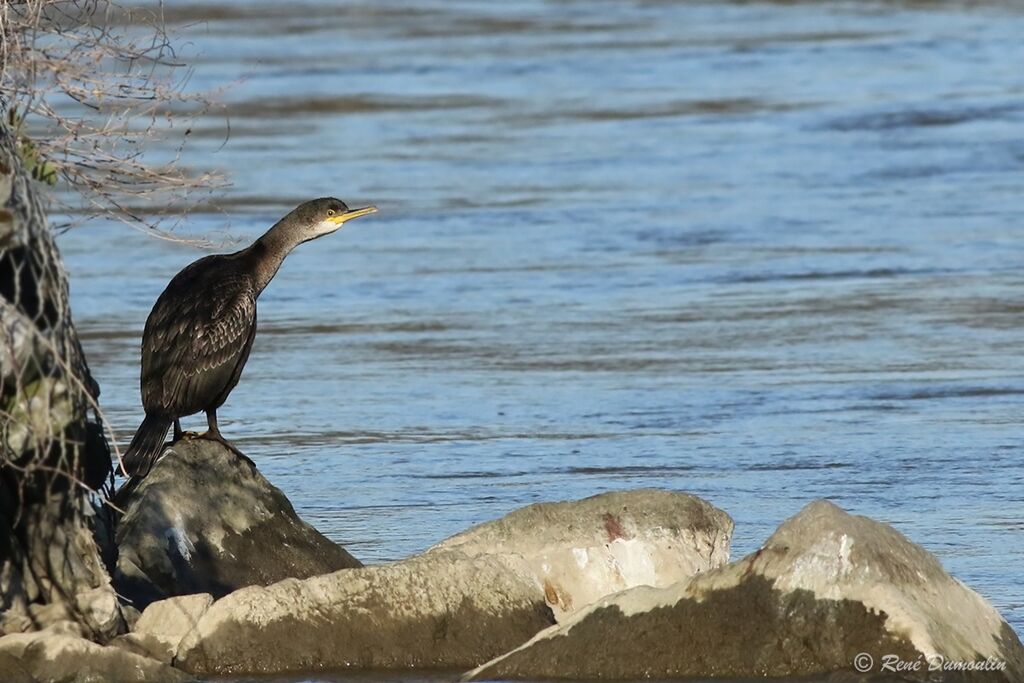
[141, 259, 257, 417]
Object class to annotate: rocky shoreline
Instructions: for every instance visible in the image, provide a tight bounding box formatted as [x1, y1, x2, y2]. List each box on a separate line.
[1, 439, 1021, 682]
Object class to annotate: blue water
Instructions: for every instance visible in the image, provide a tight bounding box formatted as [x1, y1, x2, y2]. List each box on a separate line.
[58, 0, 1023, 670]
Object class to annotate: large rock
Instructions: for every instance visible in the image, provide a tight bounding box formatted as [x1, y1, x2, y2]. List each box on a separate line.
[174, 551, 554, 676]
[427, 489, 733, 620]
[114, 438, 361, 608]
[168, 489, 730, 676]
[0, 629, 191, 683]
[467, 500, 1024, 682]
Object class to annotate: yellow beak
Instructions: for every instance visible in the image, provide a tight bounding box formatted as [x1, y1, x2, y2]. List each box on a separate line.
[328, 205, 378, 225]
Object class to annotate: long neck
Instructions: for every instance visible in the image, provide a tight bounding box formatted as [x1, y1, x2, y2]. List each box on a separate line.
[244, 219, 302, 295]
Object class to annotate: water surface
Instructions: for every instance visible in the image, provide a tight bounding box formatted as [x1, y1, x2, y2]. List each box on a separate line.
[58, 0, 1024, 673]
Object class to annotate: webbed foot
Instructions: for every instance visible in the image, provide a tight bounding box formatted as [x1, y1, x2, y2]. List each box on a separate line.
[199, 431, 257, 471]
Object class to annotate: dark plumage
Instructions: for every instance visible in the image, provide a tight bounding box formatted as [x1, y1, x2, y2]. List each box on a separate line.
[122, 198, 377, 477]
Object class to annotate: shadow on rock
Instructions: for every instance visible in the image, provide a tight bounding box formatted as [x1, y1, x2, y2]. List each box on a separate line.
[112, 438, 361, 609]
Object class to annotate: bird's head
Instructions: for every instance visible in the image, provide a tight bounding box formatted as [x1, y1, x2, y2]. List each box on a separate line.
[288, 197, 378, 243]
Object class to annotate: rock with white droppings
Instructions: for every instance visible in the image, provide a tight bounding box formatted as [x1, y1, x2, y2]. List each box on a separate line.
[467, 500, 1024, 682]
[428, 489, 733, 621]
[114, 439, 361, 609]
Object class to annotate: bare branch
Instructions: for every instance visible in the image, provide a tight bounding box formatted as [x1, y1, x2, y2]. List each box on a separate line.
[0, 1, 224, 636]
[1, 0, 225, 232]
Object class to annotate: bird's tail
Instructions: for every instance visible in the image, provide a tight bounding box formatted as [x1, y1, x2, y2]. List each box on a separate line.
[121, 414, 172, 478]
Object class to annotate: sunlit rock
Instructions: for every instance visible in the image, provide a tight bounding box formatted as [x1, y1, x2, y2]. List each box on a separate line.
[114, 438, 361, 608]
[134, 593, 213, 644]
[174, 551, 554, 675]
[427, 489, 733, 621]
[466, 500, 1024, 682]
[0, 629, 190, 683]
[111, 593, 216, 665]
[168, 489, 730, 676]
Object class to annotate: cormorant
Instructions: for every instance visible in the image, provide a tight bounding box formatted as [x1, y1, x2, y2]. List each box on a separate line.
[122, 198, 377, 477]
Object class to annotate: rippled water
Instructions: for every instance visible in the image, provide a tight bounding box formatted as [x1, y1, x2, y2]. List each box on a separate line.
[57, 0, 1023, 670]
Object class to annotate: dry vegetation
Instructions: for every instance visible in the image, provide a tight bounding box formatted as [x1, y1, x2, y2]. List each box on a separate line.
[1, 0, 219, 639]
[1, 0, 221, 233]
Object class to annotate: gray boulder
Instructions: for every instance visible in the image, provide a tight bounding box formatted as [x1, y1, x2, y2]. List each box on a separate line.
[467, 500, 1024, 682]
[114, 438, 361, 608]
[427, 489, 733, 620]
[165, 489, 730, 676]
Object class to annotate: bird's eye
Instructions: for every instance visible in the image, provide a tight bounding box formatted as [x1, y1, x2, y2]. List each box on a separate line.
[327, 209, 336, 216]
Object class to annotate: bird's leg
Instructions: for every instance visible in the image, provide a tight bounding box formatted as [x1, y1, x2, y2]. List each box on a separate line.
[205, 409, 224, 442]
[174, 418, 200, 440]
[202, 409, 257, 470]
